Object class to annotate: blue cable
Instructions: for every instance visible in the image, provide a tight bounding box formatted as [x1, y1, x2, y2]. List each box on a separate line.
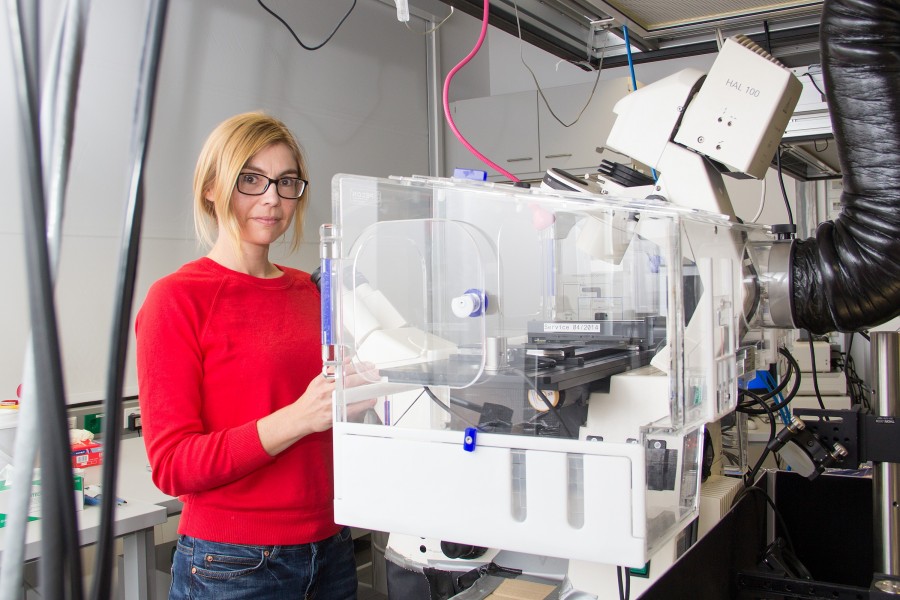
[622, 26, 638, 95]
[762, 370, 790, 424]
[762, 370, 793, 472]
[622, 25, 657, 181]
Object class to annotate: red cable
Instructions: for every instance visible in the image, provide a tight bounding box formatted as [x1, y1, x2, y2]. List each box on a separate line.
[442, 0, 520, 182]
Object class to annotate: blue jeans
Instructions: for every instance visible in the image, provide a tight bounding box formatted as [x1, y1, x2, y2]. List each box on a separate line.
[170, 527, 358, 599]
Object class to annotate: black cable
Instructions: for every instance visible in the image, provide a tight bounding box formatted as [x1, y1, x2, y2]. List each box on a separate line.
[842, 348, 872, 410]
[804, 71, 826, 98]
[775, 149, 795, 227]
[738, 348, 801, 415]
[257, 0, 356, 51]
[737, 346, 797, 407]
[7, 1, 84, 597]
[844, 333, 857, 404]
[730, 485, 797, 555]
[806, 333, 828, 411]
[422, 386, 479, 428]
[754, 22, 795, 231]
[616, 565, 631, 600]
[509, 368, 574, 438]
[858, 330, 870, 342]
[91, 2, 169, 599]
[738, 389, 777, 487]
[512, 0, 608, 129]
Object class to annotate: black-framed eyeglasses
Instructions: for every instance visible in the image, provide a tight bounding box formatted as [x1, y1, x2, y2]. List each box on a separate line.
[236, 172, 308, 199]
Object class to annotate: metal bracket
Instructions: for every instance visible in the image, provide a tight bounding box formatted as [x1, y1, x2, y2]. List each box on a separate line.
[736, 571, 868, 599]
[794, 406, 900, 465]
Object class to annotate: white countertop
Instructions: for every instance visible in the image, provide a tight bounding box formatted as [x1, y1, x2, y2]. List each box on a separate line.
[83, 435, 182, 516]
[0, 499, 166, 562]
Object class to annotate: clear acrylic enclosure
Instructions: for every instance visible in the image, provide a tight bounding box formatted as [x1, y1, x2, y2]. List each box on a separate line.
[325, 173, 761, 566]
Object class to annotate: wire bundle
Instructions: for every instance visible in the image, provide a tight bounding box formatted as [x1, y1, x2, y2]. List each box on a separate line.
[736, 346, 801, 486]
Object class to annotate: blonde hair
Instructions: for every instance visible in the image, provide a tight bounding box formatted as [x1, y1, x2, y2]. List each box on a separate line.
[193, 111, 308, 252]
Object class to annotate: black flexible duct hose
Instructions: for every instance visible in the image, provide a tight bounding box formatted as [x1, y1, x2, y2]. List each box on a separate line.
[790, 0, 900, 334]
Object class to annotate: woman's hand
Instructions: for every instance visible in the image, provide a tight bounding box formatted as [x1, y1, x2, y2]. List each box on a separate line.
[256, 361, 379, 455]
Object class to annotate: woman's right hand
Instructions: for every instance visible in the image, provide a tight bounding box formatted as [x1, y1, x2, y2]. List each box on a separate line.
[257, 361, 379, 455]
[293, 371, 338, 434]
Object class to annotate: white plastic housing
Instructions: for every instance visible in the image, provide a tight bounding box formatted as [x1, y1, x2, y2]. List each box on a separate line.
[674, 36, 803, 179]
[326, 174, 769, 567]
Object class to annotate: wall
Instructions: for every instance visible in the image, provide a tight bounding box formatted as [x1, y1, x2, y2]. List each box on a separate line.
[0, 0, 434, 404]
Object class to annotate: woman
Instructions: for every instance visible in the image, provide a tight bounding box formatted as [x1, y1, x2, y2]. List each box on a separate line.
[136, 112, 371, 599]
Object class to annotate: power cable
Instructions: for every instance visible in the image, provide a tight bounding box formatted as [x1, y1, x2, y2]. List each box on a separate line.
[738, 389, 777, 487]
[509, 368, 574, 438]
[738, 347, 800, 414]
[422, 386, 479, 428]
[762, 19, 796, 228]
[257, 0, 356, 51]
[805, 333, 827, 412]
[617, 565, 631, 600]
[749, 177, 767, 224]
[404, 6, 454, 34]
[511, 0, 607, 128]
[775, 150, 795, 227]
[731, 485, 798, 556]
[804, 70, 826, 99]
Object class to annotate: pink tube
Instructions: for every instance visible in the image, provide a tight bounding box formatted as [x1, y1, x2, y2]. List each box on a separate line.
[442, 0, 520, 182]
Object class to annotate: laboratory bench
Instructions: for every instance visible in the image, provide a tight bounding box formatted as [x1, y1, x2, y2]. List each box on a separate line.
[0, 491, 166, 600]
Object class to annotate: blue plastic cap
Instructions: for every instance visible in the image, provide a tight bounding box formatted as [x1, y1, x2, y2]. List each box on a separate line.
[453, 168, 488, 181]
[464, 288, 487, 317]
[463, 427, 477, 452]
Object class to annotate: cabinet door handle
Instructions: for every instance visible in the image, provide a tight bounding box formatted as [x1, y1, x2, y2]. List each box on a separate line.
[506, 157, 534, 162]
[544, 153, 573, 159]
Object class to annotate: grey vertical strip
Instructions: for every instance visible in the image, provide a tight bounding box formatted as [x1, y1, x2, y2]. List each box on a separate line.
[511, 449, 527, 522]
[426, 14, 442, 177]
[567, 453, 585, 528]
[872, 332, 900, 575]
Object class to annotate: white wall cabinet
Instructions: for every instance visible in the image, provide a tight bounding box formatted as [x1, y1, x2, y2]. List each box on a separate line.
[537, 77, 634, 173]
[445, 77, 634, 181]
[445, 90, 539, 179]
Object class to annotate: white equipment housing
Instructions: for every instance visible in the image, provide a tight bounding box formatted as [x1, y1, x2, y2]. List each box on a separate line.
[324, 173, 769, 569]
[323, 34, 801, 595]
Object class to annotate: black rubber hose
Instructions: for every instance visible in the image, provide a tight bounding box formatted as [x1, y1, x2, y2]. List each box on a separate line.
[6, 0, 84, 597]
[91, 2, 169, 599]
[790, 0, 900, 334]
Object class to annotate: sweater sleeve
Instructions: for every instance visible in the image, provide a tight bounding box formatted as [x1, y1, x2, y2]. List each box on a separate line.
[135, 274, 275, 497]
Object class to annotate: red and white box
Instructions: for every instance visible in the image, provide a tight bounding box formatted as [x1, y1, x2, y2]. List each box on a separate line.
[71, 440, 103, 468]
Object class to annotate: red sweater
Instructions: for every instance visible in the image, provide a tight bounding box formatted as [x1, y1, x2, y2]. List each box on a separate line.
[135, 258, 338, 545]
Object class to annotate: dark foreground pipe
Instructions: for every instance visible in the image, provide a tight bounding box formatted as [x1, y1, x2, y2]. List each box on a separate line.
[790, 0, 900, 334]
